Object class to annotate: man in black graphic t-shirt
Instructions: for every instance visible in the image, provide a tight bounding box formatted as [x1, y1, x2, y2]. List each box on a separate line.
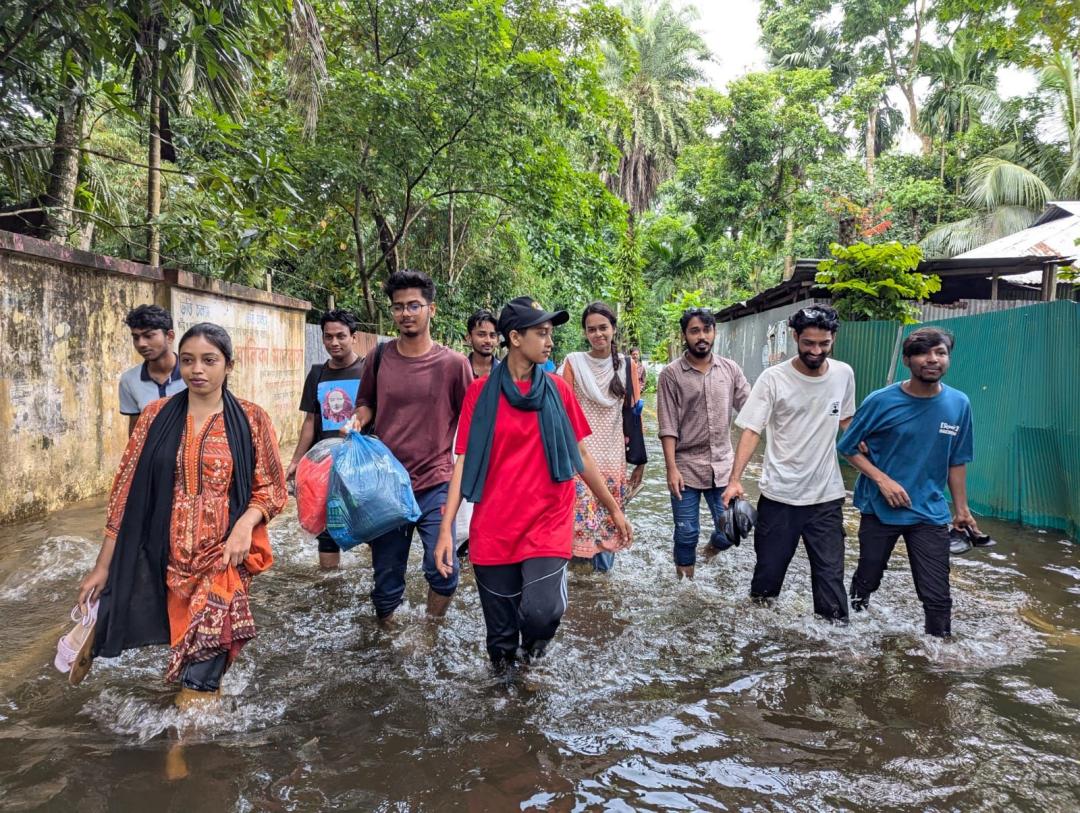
[288, 309, 366, 569]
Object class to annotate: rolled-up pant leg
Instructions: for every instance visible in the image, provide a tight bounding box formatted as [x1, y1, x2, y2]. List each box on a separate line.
[670, 487, 702, 566]
[369, 525, 412, 618]
[181, 651, 228, 692]
[416, 483, 459, 596]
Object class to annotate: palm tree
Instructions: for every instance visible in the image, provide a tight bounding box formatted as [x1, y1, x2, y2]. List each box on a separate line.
[601, 0, 709, 219]
[920, 42, 1006, 183]
[923, 51, 1080, 257]
[117, 0, 325, 264]
[0, 0, 324, 260]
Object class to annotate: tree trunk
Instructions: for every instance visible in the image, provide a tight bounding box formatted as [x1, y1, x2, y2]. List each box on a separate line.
[838, 216, 856, 246]
[77, 219, 94, 250]
[782, 211, 795, 280]
[865, 107, 877, 184]
[362, 275, 375, 324]
[41, 69, 85, 243]
[900, 82, 933, 156]
[146, 48, 162, 266]
[351, 186, 377, 323]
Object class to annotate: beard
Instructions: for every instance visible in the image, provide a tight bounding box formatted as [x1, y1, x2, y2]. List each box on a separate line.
[798, 349, 828, 370]
[686, 341, 714, 359]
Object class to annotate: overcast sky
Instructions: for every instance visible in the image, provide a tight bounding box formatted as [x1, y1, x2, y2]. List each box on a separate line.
[680, 0, 768, 90]
[676, 0, 1039, 152]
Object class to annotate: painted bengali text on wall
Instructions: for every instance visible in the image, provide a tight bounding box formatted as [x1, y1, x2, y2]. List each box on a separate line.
[171, 288, 305, 443]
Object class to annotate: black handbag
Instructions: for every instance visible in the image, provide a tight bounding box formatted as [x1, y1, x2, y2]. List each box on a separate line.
[622, 359, 647, 466]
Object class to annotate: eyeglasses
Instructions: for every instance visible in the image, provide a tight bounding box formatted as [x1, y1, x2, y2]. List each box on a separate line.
[391, 301, 428, 315]
[799, 306, 830, 319]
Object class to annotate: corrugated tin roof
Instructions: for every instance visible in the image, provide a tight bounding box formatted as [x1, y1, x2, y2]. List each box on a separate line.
[956, 202, 1080, 261]
[1032, 201, 1080, 225]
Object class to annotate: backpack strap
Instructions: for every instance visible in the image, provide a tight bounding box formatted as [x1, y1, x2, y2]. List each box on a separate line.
[362, 340, 389, 433]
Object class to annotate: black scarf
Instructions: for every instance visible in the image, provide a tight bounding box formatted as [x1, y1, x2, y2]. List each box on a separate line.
[460, 360, 583, 503]
[93, 389, 255, 658]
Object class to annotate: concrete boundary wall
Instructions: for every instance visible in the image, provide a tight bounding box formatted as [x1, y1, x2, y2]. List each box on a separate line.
[0, 229, 310, 523]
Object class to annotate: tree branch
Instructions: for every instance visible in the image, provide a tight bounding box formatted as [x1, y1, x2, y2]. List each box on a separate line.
[0, 142, 188, 174]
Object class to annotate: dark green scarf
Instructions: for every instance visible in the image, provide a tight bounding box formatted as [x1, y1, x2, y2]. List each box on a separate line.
[461, 360, 583, 503]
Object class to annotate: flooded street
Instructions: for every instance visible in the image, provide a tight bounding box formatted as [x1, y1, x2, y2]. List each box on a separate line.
[1, 415, 1079, 811]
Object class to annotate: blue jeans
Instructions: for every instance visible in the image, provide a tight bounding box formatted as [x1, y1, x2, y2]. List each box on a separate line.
[670, 486, 729, 566]
[369, 483, 458, 618]
[572, 551, 615, 573]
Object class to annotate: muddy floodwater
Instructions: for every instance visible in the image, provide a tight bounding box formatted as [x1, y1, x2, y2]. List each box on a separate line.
[1, 415, 1078, 811]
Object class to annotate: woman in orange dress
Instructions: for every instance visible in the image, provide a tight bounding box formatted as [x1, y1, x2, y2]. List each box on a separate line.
[77, 322, 287, 696]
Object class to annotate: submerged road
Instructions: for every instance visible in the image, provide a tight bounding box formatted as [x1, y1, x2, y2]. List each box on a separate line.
[0, 416, 1078, 810]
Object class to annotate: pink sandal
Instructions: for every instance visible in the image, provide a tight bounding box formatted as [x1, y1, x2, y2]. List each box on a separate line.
[55, 600, 98, 685]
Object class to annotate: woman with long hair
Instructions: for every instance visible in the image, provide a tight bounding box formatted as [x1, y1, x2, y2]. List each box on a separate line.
[75, 322, 287, 701]
[560, 302, 643, 572]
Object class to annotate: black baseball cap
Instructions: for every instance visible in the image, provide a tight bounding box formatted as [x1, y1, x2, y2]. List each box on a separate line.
[497, 296, 569, 337]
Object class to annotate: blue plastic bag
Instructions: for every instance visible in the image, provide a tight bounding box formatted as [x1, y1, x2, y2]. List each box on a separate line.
[325, 431, 421, 550]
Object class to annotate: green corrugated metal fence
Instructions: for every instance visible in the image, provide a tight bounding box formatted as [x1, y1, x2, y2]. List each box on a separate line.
[832, 320, 903, 405]
[890, 301, 1080, 540]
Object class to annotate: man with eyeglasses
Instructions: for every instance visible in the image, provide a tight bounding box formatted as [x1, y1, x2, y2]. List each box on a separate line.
[657, 307, 751, 579]
[351, 269, 473, 623]
[723, 305, 855, 623]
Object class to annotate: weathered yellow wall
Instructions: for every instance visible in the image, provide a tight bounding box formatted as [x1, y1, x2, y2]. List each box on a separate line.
[171, 284, 305, 444]
[0, 231, 309, 524]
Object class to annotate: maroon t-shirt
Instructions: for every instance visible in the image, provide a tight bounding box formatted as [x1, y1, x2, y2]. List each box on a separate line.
[357, 341, 473, 492]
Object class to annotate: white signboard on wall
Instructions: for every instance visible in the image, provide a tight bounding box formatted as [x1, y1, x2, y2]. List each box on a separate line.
[171, 288, 304, 443]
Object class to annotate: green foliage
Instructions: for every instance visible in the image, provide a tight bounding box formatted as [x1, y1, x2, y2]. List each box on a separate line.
[605, 226, 647, 348]
[652, 288, 713, 360]
[3, 0, 1077, 348]
[815, 242, 940, 323]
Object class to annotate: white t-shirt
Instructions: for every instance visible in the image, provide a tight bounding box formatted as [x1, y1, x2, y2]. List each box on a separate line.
[735, 358, 856, 506]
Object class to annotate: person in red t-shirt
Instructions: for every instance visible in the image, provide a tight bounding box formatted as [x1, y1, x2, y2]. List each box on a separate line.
[434, 297, 633, 669]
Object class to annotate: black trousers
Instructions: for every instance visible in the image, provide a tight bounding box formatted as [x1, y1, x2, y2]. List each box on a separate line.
[850, 513, 952, 637]
[750, 496, 849, 621]
[181, 651, 227, 692]
[473, 557, 568, 663]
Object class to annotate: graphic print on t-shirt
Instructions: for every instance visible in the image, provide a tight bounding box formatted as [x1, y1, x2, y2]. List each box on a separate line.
[318, 379, 360, 431]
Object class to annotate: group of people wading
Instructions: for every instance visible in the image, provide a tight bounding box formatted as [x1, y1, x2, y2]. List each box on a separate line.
[74, 268, 984, 708]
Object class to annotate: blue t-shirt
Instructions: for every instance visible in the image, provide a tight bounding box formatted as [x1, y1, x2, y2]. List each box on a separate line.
[837, 382, 974, 525]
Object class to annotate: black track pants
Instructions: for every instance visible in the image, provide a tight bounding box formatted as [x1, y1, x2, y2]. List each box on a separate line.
[473, 557, 568, 663]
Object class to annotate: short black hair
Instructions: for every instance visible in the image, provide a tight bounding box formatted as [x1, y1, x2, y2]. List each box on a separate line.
[903, 327, 955, 358]
[320, 309, 361, 334]
[125, 304, 172, 332]
[680, 307, 716, 333]
[383, 269, 435, 303]
[467, 309, 497, 334]
[788, 304, 840, 334]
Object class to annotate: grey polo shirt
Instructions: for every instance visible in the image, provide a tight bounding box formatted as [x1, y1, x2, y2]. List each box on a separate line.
[118, 357, 186, 415]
